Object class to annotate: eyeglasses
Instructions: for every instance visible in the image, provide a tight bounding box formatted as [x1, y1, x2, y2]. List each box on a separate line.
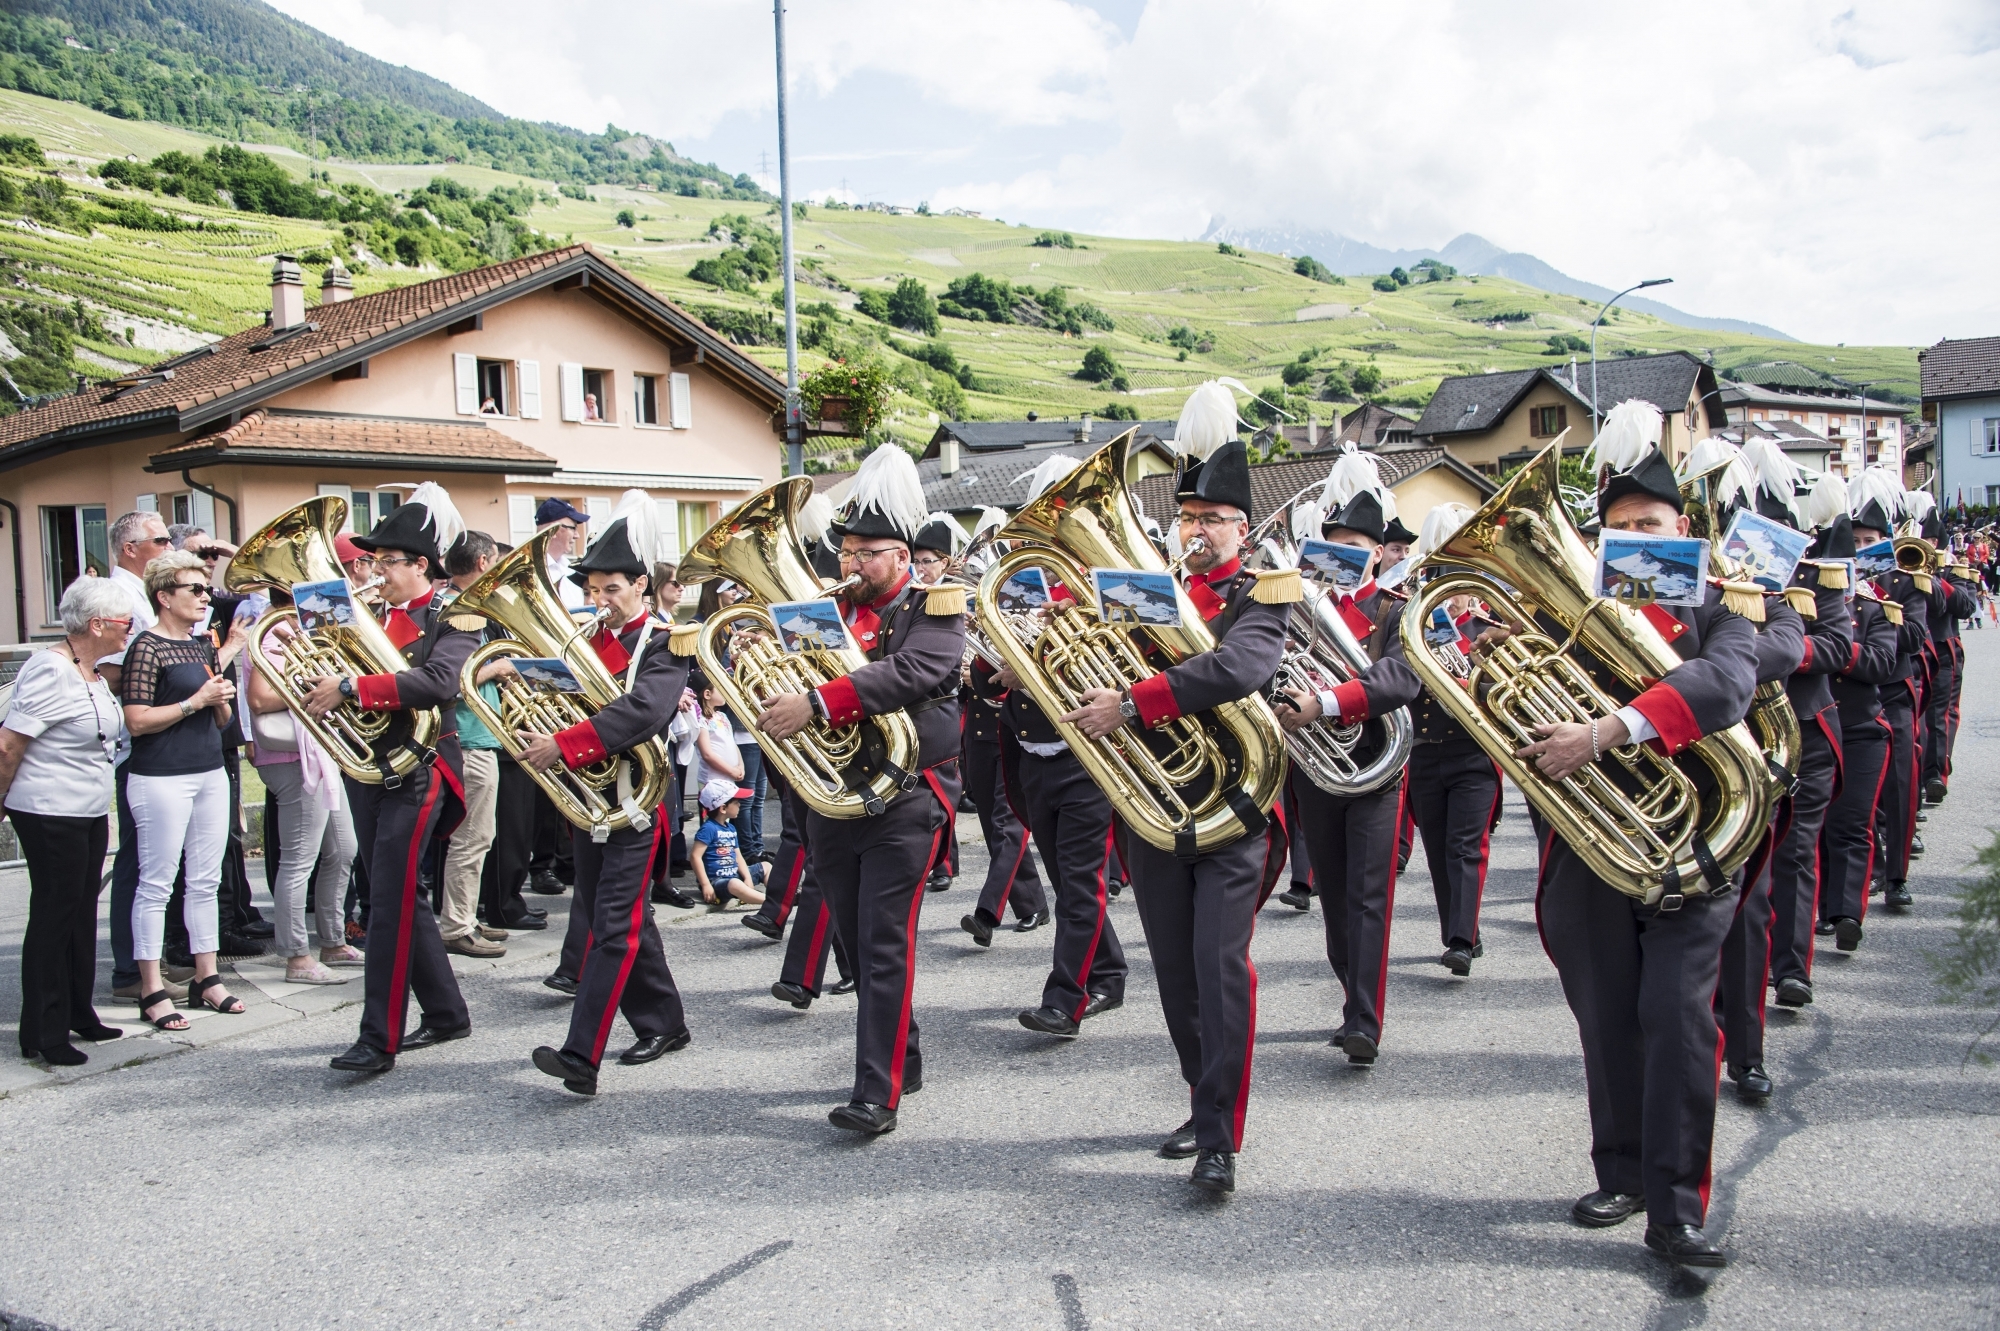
[133, 535, 171, 548]
[838, 548, 903, 565]
[173, 582, 212, 597]
[377, 556, 424, 568]
[912, 555, 945, 568]
[93, 616, 133, 630]
[1176, 511, 1245, 530]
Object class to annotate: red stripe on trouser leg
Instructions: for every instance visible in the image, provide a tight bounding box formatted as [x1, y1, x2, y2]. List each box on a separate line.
[385, 773, 443, 1054]
[1472, 762, 1503, 945]
[588, 819, 665, 1065]
[1533, 827, 1558, 964]
[1857, 717, 1893, 922]
[1371, 783, 1404, 1034]
[1804, 840, 1822, 979]
[886, 824, 944, 1107]
[1066, 825, 1116, 1024]
[1698, 1020, 1725, 1223]
[1230, 946, 1260, 1153]
[802, 901, 834, 991]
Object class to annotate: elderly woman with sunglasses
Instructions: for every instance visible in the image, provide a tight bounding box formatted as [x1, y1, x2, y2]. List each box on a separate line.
[120, 551, 245, 1030]
[0, 578, 134, 1065]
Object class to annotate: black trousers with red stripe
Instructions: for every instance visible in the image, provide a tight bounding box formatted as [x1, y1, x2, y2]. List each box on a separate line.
[1769, 716, 1840, 986]
[752, 782, 812, 932]
[1947, 637, 1966, 773]
[969, 731, 1046, 923]
[349, 768, 468, 1055]
[1280, 774, 1311, 891]
[1537, 836, 1733, 1231]
[1126, 824, 1268, 1154]
[1821, 717, 1891, 923]
[1295, 774, 1404, 1046]
[1019, 748, 1126, 1020]
[563, 821, 687, 1067]
[1408, 740, 1500, 951]
[1923, 644, 1957, 789]
[1718, 826, 1781, 1074]
[778, 857, 855, 995]
[1876, 689, 1922, 885]
[809, 764, 958, 1109]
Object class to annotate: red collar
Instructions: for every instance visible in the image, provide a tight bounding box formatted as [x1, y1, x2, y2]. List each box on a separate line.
[846, 573, 911, 617]
[1346, 579, 1377, 603]
[395, 586, 436, 613]
[1186, 558, 1241, 587]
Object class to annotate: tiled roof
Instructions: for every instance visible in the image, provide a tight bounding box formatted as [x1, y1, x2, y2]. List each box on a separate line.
[920, 435, 1177, 515]
[0, 245, 783, 468]
[1416, 353, 1719, 439]
[1920, 336, 2000, 401]
[1412, 368, 1542, 437]
[1130, 445, 1494, 530]
[921, 417, 1178, 459]
[147, 409, 558, 474]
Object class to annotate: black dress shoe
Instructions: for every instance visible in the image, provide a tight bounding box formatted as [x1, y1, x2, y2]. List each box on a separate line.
[1814, 919, 1838, 937]
[1909, 834, 1926, 857]
[771, 981, 813, 1009]
[742, 914, 784, 941]
[401, 1023, 470, 1051]
[216, 931, 264, 958]
[543, 974, 579, 997]
[1644, 1222, 1727, 1269]
[1775, 976, 1813, 1008]
[499, 913, 549, 931]
[1191, 1149, 1235, 1193]
[1108, 879, 1126, 898]
[1013, 910, 1050, 933]
[828, 1101, 897, 1134]
[828, 977, 857, 995]
[652, 887, 698, 909]
[1734, 1065, 1773, 1100]
[618, 1031, 690, 1065]
[1570, 1189, 1644, 1228]
[1343, 1032, 1378, 1065]
[1328, 1027, 1348, 1049]
[1160, 1119, 1200, 1159]
[1834, 917, 1863, 952]
[1083, 992, 1123, 1019]
[1925, 777, 1948, 805]
[1440, 947, 1473, 976]
[72, 1023, 123, 1043]
[29, 1043, 87, 1066]
[1018, 1006, 1080, 1037]
[241, 918, 276, 939]
[330, 1042, 394, 1074]
[1277, 885, 1312, 910]
[529, 870, 566, 896]
[1916, 809, 1930, 824]
[1471, 941, 1485, 958]
[925, 872, 952, 893]
[1885, 884, 1913, 909]
[531, 1045, 597, 1095]
[960, 911, 995, 947]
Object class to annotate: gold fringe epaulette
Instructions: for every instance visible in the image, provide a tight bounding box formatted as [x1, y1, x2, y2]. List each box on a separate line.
[1911, 571, 1933, 594]
[925, 582, 968, 616]
[1817, 561, 1848, 589]
[1781, 586, 1817, 618]
[1719, 581, 1765, 623]
[445, 613, 485, 632]
[1250, 567, 1302, 605]
[1882, 599, 1904, 626]
[668, 621, 702, 656]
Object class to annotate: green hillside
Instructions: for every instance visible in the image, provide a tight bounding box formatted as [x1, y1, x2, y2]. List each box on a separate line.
[0, 91, 1921, 456]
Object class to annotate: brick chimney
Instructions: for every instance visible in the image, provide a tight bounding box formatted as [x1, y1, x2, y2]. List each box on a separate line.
[320, 259, 353, 304]
[270, 253, 305, 329]
[940, 435, 959, 477]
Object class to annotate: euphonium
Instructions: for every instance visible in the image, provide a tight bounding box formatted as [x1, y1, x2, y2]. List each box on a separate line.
[1398, 442, 1776, 906]
[677, 477, 920, 820]
[1893, 523, 1941, 585]
[224, 496, 440, 784]
[451, 530, 671, 834]
[974, 431, 1285, 854]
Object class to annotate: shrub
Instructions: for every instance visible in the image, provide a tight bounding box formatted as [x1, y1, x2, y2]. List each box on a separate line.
[1545, 333, 1591, 355]
[1076, 345, 1122, 383]
[0, 134, 43, 167]
[615, 209, 636, 227]
[1352, 364, 1384, 395]
[1217, 242, 1241, 256]
[1033, 231, 1077, 249]
[1100, 401, 1138, 421]
[1319, 369, 1353, 400]
[1390, 266, 1410, 285]
[1371, 274, 1399, 293]
[1294, 255, 1339, 284]
[886, 278, 939, 335]
[854, 288, 892, 323]
[1281, 360, 1315, 388]
[942, 272, 1016, 322]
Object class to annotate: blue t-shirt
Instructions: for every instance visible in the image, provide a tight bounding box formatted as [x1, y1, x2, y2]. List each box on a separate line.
[694, 817, 740, 886]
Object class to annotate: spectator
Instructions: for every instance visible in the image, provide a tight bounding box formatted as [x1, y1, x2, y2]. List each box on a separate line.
[102, 510, 173, 1002]
[335, 533, 381, 610]
[0, 578, 132, 1064]
[437, 531, 508, 958]
[245, 590, 361, 984]
[649, 561, 684, 620]
[693, 779, 764, 908]
[687, 679, 742, 793]
[583, 392, 601, 422]
[536, 499, 591, 613]
[121, 551, 246, 1028]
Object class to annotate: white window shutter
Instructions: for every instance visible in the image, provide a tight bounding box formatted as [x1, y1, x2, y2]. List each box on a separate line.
[317, 483, 355, 532]
[669, 372, 692, 429]
[586, 497, 612, 531]
[190, 490, 215, 532]
[507, 495, 537, 544]
[518, 360, 541, 419]
[655, 499, 679, 561]
[454, 353, 478, 415]
[134, 493, 156, 514]
[560, 362, 584, 422]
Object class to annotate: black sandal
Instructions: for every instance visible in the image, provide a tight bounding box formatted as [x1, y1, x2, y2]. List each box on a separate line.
[188, 974, 245, 1015]
[137, 990, 190, 1031]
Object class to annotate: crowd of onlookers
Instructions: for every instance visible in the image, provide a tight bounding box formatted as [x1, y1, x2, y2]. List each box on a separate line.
[5, 498, 777, 1067]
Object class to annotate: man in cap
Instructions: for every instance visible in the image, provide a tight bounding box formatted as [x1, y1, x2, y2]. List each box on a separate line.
[514, 492, 694, 1094]
[303, 484, 478, 1075]
[755, 446, 967, 1135]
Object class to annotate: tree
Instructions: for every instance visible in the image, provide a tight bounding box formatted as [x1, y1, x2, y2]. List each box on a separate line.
[1352, 363, 1384, 395]
[1100, 401, 1139, 421]
[940, 272, 1015, 322]
[1033, 231, 1077, 249]
[1217, 241, 1242, 256]
[1077, 346, 1122, 383]
[615, 209, 635, 227]
[1390, 266, 1410, 286]
[1371, 275, 1399, 293]
[885, 278, 939, 335]
[1294, 255, 1339, 284]
[1281, 360, 1315, 388]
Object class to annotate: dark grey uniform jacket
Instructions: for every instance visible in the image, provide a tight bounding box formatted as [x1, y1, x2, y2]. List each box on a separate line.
[1126, 563, 1286, 726]
[1785, 578, 1854, 721]
[1548, 585, 1757, 757]
[553, 617, 689, 767]
[817, 577, 966, 771]
[1752, 600, 1806, 687]
[1830, 596, 1900, 728]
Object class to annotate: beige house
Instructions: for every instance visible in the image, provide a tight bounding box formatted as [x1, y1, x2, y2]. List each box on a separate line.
[1132, 446, 1495, 539]
[0, 245, 785, 643]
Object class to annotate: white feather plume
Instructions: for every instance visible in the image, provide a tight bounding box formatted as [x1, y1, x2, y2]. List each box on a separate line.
[1014, 453, 1083, 502]
[1849, 466, 1903, 523]
[1740, 435, 1804, 517]
[605, 488, 672, 567]
[1414, 503, 1473, 560]
[1802, 470, 1849, 529]
[1904, 490, 1937, 524]
[920, 509, 968, 554]
[843, 444, 929, 537]
[972, 505, 1010, 538]
[1680, 434, 1738, 482]
[1308, 441, 1397, 532]
[796, 492, 835, 543]
[1587, 400, 1663, 476]
[1172, 380, 1245, 461]
[407, 481, 463, 558]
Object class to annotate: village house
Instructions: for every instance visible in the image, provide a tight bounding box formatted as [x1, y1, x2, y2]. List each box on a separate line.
[0, 245, 785, 643]
[1920, 335, 2000, 510]
[1716, 363, 1905, 479]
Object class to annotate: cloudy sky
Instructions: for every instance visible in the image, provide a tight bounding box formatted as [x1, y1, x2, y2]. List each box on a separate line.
[266, 0, 1999, 347]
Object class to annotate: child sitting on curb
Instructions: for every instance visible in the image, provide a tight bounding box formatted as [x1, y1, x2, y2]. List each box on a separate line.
[693, 778, 766, 910]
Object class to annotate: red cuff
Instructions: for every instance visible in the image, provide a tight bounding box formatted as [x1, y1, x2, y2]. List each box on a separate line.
[1629, 682, 1702, 755]
[353, 674, 400, 710]
[554, 719, 607, 769]
[817, 675, 864, 728]
[1331, 679, 1371, 726]
[1847, 641, 1862, 672]
[1796, 639, 1814, 673]
[1129, 672, 1180, 728]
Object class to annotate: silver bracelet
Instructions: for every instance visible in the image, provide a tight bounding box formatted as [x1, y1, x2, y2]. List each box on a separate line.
[1589, 717, 1600, 761]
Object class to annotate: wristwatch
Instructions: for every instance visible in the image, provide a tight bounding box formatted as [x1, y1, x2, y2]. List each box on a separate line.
[338, 676, 357, 700]
[1117, 691, 1140, 726]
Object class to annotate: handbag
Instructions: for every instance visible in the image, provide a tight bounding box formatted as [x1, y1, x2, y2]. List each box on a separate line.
[250, 705, 299, 754]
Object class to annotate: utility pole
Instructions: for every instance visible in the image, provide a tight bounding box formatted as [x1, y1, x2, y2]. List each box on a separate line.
[775, 0, 802, 477]
[1589, 278, 1673, 441]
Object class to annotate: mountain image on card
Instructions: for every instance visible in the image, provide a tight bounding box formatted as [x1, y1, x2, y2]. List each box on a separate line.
[1596, 535, 1707, 607]
[772, 599, 851, 654]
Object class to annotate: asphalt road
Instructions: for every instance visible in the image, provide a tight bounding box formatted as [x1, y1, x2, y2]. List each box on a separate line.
[3, 636, 1998, 1330]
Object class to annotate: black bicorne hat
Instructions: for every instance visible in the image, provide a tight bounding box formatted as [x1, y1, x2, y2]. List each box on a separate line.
[1808, 513, 1857, 561]
[1322, 491, 1388, 544]
[912, 517, 960, 556]
[569, 517, 647, 585]
[1382, 515, 1417, 546]
[353, 500, 445, 568]
[1597, 447, 1685, 519]
[1754, 487, 1797, 527]
[806, 536, 843, 582]
[1850, 498, 1892, 538]
[1920, 508, 1945, 542]
[1175, 438, 1254, 517]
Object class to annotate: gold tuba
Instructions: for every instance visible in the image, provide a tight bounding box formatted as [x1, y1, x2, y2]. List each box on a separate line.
[225, 496, 440, 784]
[451, 530, 672, 834]
[1399, 442, 1777, 906]
[974, 432, 1286, 854]
[677, 477, 920, 820]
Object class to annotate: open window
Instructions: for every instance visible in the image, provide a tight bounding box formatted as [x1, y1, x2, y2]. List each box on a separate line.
[40, 504, 108, 625]
[1528, 404, 1568, 438]
[634, 373, 661, 426]
[477, 359, 510, 416]
[582, 368, 613, 422]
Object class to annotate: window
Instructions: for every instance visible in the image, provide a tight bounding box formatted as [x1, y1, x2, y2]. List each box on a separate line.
[476, 359, 510, 415]
[634, 373, 661, 426]
[677, 501, 712, 556]
[163, 490, 215, 530]
[317, 483, 402, 533]
[1979, 420, 2000, 456]
[40, 505, 108, 624]
[583, 368, 613, 422]
[1987, 485, 2000, 507]
[1528, 404, 1567, 438]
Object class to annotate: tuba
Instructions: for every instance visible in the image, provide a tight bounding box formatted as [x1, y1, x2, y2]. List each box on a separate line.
[225, 496, 439, 784]
[1399, 442, 1776, 907]
[974, 432, 1286, 854]
[451, 530, 671, 834]
[677, 477, 920, 820]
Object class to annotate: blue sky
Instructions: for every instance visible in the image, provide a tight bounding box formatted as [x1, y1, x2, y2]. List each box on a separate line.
[268, 1, 2000, 347]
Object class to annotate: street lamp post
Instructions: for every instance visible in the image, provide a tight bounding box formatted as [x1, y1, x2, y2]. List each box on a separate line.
[1589, 278, 1674, 440]
[774, 1, 802, 477]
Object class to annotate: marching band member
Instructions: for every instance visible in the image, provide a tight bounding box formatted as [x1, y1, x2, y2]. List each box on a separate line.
[1850, 471, 1927, 910]
[755, 445, 967, 1136]
[1916, 495, 1973, 805]
[911, 512, 967, 896]
[305, 484, 476, 1075]
[513, 492, 692, 1095]
[1514, 403, 1758, 1269]
[1062, 382, 1292, 1194]
[1281, 446, 1420, 1064]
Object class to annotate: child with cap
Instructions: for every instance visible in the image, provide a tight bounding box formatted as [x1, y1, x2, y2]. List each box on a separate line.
[694, 778, 765, 909]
